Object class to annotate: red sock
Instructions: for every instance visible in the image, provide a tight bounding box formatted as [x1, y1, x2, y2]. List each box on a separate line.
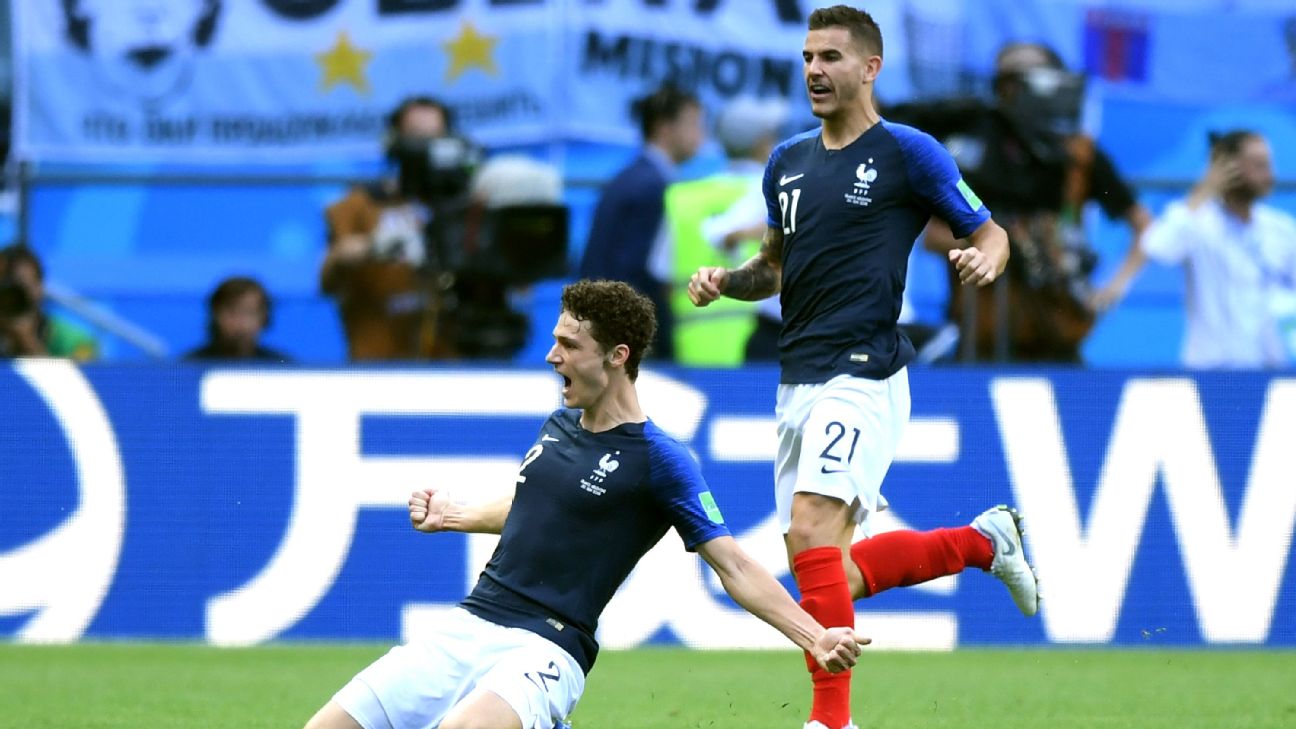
[792, 546, 854, 729]
[849, 526, 992, 597]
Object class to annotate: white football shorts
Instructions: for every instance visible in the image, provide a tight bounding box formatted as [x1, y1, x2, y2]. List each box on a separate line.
[333, 607, 584, 729]
[774, 369, 910, 536]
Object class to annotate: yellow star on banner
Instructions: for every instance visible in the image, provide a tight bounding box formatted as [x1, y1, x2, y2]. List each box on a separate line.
[442, 20, 498, 82]
[316, 31, 372, 94]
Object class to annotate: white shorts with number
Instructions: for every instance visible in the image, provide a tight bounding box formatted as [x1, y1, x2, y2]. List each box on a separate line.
[774, 369, 911, 537]
[333, 607, 584, 729]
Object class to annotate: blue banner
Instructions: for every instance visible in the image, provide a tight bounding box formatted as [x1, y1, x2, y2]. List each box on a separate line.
[2, 361, 1294, 649]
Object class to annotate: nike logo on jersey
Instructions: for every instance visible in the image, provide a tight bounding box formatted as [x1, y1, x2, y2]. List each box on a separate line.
[820, 465, 849, 475]
[541, 434, 560, 443]
[779, 173, 805, 186]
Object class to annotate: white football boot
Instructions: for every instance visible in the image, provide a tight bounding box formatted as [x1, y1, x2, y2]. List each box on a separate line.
[804, 721, 858, 729]
[971, 505, 1040, 616]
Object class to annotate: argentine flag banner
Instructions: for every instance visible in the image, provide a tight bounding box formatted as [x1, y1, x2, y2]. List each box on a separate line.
[9, 0, 917, 163]
[11, 0, 563, 162]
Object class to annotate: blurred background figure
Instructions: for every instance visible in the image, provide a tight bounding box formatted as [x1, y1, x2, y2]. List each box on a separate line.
[1137, 129, 1296, 369]
[661, 95, 788, 366]
[0, 243, 98, 360]
[321, 95, 566, 361]
[579, 83, 706, 362]
[320, 95, 471, 360]
[184, 275, 290, 362]
[887, 40, 1151, 363]
[449, 153, 568, 359]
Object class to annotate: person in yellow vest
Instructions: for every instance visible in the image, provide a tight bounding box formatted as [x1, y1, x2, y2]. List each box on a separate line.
[656, 96, 790, 366]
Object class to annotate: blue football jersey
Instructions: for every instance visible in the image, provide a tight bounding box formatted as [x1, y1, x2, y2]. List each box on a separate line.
[460, 409, 730, 674]
[762, 120, 991, 382]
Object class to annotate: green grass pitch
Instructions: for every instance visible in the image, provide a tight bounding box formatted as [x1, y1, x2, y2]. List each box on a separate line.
[2, 643, 1293, 728]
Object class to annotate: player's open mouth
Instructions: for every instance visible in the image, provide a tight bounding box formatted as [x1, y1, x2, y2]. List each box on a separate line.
[560, 375, 572, 393]
[808, 83, 831, 101]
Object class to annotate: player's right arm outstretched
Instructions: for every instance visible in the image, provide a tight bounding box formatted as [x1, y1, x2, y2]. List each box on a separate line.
[696, 535, 867, 673]
[408, 487, 514, 534]
[688, 225, 784, 306]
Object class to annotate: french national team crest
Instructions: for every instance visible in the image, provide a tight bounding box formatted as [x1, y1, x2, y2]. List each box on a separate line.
[580, 451, 620, 496]
[845, 159, 879, 206]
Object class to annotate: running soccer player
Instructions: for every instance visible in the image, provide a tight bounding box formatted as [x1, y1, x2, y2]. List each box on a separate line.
[302, 279, 865, 729]
[688, 7, 1040, 729]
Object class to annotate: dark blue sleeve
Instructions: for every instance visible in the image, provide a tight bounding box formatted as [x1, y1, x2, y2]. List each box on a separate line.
[645, 425, 730, 550]
[888, 121, 991, 239]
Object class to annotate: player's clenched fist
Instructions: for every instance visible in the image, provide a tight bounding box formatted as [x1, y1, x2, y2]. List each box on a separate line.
[409, 488, 450, 532]
[688, 266, 729, 307]
[813, 626, 868, 673]
[949, 247, 1001, 286]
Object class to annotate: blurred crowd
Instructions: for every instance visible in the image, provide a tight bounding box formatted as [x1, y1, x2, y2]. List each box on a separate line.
[2, 39, 1293, 370]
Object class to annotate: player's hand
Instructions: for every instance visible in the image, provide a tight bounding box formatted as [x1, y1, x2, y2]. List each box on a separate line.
[688, 267, 729, 307]
[812, 627, 868, 673]
[409, 488, 451, 532]
[949, 247, 999, 287]
[1187, 157, 1241, 210]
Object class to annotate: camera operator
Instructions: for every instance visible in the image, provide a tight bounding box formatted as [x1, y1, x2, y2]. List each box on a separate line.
[323, 95, 567, 361]
[0, 244, 99, 361]
[887, 41, 1151, 363]
[321, 96, 471, 360]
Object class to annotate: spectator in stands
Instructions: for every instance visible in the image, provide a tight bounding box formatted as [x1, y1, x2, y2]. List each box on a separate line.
[0, 244, 98, 361]
[1137, 129, 1296, 368]
[184, 276, 290, 362]
[321, 95, 462, 360]
[887, 41, 1151, 362]
[661, 95, 788, 365]
[579, 83, 706, 361]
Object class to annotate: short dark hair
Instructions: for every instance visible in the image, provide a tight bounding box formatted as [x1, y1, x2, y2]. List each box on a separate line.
[994, 41, 1066, 72]
[631, 84, 701, 141]
[207, 276, 271, 337]
[387, 95, 455, 136]
[1207, 129, 1262, 159]
[808, 5, 884, 57]
[0, 244, 43, 281]
[560, 280, 656, 381]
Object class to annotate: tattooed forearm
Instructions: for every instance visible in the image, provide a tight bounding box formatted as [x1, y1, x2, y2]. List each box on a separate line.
[724, 264, 779, 300]
[724, 227, 783, 301]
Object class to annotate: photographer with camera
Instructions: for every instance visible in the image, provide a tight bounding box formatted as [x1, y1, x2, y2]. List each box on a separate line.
[0, 244, 98, 361]
[887, 41, 1151, 363]
[323, 95, 568, 361]
[322, 96, 472, 360]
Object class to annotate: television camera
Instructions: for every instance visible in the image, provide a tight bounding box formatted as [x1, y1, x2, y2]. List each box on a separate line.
[387, 134, 569, 359]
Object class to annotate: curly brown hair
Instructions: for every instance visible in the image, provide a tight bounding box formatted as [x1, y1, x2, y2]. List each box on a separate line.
[560, 280, 656, 381]
[809, 5, 884, 58]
